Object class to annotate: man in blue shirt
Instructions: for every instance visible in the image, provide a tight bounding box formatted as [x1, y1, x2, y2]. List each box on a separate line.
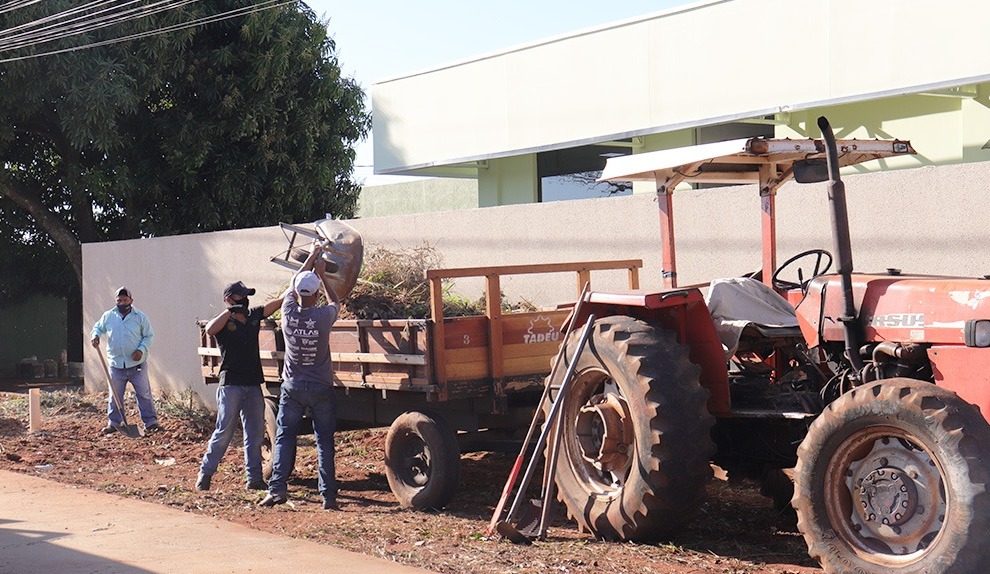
[90, 287, 159, 434]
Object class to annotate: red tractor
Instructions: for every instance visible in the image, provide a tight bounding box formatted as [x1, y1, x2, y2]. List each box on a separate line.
[546, 117, 990, 573]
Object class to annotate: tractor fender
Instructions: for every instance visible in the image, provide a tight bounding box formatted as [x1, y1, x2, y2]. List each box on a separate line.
[572, 288, 730, 416]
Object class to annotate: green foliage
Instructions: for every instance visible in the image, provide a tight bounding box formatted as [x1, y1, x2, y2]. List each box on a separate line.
[39, 388, 101, 415]
[0, 394, 27, 419]
[441, 292, 483, 318]
[156, 389, 212, 421]
[155, 388, 215, 433]
[478, 291, 538, 314]
[0, 207, 72, 302]
[0, 388, 96, 419]
[0, 1, 371, 306]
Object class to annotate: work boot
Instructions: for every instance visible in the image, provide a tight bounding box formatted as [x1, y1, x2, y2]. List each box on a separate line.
[195, 473, 212, 491]
[101, 425, 117, 435]
[258, 492, 287, 507]
[322, 497, 340, 511]
[145, 423, 161, 433]
[246, 479, 268, 491]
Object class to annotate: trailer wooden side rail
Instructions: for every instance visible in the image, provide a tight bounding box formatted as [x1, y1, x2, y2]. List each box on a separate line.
[198, 259, 643, 425]
[425, 260, 641, 400]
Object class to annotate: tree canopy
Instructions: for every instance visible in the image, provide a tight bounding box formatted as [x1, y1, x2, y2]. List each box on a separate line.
[0, 0, 371, 302]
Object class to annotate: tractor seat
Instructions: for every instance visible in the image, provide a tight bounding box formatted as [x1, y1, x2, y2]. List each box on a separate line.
[740, 323, 803, 339]
[704, 277, 800, 359]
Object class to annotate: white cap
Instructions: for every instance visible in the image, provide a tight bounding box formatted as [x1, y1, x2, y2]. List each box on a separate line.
[293, 271, 321, 296]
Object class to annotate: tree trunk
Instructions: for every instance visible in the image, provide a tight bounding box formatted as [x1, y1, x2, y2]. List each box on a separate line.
[1, 181, 83, 287]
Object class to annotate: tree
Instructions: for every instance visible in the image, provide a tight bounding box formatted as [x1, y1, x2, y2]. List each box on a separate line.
[0, 1, 370, 359]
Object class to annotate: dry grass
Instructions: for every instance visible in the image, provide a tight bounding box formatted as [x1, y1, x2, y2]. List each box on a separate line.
[341, 243, 536, 320]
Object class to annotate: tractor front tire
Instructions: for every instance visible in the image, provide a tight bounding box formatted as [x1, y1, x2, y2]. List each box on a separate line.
[793, 378, 990, 574]
[385, 411, 460, 510]
[549, 316, 715, 541]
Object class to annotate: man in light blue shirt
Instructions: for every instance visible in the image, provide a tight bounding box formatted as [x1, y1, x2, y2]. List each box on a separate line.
[90, 286, 160, 435]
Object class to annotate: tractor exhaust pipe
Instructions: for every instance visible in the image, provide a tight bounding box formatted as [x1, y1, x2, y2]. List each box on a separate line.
[818, 116, 865, 376]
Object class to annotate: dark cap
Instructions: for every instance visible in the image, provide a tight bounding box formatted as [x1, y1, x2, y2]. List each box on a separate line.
[223, 281, 256, 299]
[115, 287, 132, 298]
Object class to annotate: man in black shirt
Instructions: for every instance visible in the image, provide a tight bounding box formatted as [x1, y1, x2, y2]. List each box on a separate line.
[196, 281, 283, 491]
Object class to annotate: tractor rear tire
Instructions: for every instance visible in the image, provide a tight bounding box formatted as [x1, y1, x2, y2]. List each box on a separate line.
[385, 411, 460, 510]
[548, 316, 715, 541]
[793, 378, 990, 574]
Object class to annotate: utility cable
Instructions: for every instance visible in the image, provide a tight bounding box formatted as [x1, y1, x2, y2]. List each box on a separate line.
[0, 0, 41, 16]
[0, 0, 201, 52]
[0, 0, 292, 63]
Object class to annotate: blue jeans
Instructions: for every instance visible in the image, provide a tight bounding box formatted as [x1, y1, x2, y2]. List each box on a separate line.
[268, 380, 337, 501]
[199, 385, 266, 483]
[107, 364, 158, 427]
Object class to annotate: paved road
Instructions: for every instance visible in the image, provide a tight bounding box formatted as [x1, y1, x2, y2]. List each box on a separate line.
[0, 470, 433, 574]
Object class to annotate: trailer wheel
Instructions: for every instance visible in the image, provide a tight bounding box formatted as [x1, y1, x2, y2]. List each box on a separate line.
[385, 411, 460, 510]
[548, 316, 714, 541]
[793, 379, 990, 574]
[261, 397, 278, 481]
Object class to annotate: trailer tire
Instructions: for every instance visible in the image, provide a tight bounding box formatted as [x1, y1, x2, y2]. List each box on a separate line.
[261, 396, 278, 481]
[793, 379, 990, 574]
[549, 316, 714, 541]
[385, 411, 460, 510]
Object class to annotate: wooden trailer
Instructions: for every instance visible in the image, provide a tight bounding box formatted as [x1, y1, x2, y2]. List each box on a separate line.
[197, 259, 641, 508]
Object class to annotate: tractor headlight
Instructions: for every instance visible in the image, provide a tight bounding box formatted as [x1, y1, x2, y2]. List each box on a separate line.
[964, 320, 990, 347]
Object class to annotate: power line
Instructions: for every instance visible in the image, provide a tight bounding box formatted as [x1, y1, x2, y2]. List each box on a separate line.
[0, 0, 293, 63]
[0, 0, 42, 16]
[0, 0, 200, 52]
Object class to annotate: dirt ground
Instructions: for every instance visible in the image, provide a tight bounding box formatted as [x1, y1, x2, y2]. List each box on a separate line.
[0, 387, 824, 574]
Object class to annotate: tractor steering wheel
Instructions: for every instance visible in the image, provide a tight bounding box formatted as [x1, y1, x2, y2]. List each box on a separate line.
[771, 249, 833, 291]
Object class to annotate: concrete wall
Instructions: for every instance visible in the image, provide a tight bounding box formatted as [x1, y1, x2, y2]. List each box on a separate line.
[82, 162, 990, 408]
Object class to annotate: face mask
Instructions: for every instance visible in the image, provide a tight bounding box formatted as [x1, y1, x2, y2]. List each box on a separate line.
[238, 297, 249, 309]
[116, 304, 132, 314]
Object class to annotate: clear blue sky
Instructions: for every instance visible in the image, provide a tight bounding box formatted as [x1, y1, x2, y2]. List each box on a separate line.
[303, 0, 696, 184]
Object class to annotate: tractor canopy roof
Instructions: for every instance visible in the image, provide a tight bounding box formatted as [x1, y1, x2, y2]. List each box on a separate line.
[596, 135, 916, 289]
[598, 137, 915, 194]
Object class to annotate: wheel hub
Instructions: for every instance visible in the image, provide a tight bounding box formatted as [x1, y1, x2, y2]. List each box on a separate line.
[858, 466, 918, 527]
[841, 435, 946, 555]
[575, 393, 632, 473]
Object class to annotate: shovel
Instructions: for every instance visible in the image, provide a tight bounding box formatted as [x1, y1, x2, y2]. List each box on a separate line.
[95, 346, 144, 438]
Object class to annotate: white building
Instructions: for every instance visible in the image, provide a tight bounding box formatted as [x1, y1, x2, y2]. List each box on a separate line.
[361, 0, 990, 215]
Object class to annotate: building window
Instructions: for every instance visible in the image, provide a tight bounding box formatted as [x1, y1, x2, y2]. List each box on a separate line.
[537, 144, 632, 202]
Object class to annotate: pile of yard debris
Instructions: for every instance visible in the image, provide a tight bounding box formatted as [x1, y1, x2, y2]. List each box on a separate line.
[339, 243, 535, 320]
